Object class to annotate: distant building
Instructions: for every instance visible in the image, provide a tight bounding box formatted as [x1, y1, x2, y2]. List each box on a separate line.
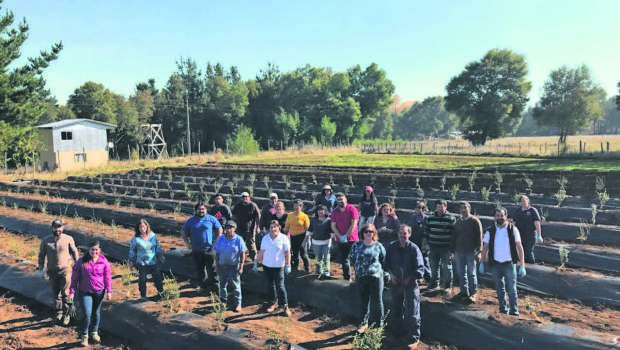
[37, 119, 116, 171]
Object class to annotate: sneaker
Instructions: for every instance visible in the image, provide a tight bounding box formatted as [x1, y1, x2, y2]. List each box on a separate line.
[232, 305, 242, 313]
[80, 335, 89, 347]
[89, 332, 101, 344]
[280, 305, 292, 317]
[509, 310, 520, 316]
[266, 303, 279, 313]
[357, 324, 369, 334]
[466, 295, 476, 304]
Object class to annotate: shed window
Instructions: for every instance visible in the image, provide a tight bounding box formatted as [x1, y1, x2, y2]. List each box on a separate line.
[61, 131, 73, 140]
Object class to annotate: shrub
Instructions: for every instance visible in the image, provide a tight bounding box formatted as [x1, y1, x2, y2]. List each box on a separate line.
[226, 124, 259, 155]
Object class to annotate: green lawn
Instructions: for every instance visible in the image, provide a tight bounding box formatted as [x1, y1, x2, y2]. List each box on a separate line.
[229, 152, 620, 172]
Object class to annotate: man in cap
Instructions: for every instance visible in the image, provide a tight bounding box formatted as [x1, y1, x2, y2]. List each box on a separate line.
[38, 219, 78, 325]
[232, 192, 261, 260]
[181, 201, 222, 292]
[213, 220, 247, 312]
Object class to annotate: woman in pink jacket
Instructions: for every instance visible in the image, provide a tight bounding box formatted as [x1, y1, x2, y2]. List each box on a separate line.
[69, 241, 112, 347]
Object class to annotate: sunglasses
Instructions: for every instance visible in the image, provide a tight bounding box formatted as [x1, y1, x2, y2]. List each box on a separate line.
[224, 225, 235, 229]
[364, 230, 375, 234]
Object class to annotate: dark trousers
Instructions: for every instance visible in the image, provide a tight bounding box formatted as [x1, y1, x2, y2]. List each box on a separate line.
[263, 266, 288, 306]
[357, 275, 384, 327]
[337, 241, 354, 280]
[192, 251, 217, 289]
[137, 264, 163, 297]
[522, 232, 536, 263]
[49, 270, 71, 317]
[290, 234, 309, 271]
[240, 231, 257, 260]
[390, 282, 421, 342]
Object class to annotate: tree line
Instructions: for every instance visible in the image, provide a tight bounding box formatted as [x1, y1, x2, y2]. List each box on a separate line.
[2, 1, 620, 168]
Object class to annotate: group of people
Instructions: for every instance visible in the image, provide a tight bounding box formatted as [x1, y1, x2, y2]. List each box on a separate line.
[37, 179, 542, 348]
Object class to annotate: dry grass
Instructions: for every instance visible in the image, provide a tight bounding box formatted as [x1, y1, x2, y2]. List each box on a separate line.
[0, 230, 40, 262]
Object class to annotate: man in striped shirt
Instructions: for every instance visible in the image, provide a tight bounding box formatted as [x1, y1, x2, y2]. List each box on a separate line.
[424, 199, 456, 293]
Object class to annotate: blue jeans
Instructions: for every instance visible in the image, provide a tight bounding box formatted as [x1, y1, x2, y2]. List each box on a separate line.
[428, 247, 452, 289]
[492, 261, 518, 314]
[312, 243, 331, 275]
[218, 265, 242, 307]
[76, 290, 105, 336]
[357, 275, 384, 327]
[454, 252, 477, 296]
[137, 264, 163, 297]
[390, 282, 421, 342]
[263, 266, 288, 306]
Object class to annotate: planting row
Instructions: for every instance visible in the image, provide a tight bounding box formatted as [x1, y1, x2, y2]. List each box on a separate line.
[1, 208, 618, 350]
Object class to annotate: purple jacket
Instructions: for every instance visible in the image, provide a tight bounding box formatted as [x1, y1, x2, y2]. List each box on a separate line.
[70, 254, 112, 295]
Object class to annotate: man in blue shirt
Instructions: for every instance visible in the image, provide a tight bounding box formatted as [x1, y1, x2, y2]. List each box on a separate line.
[181, 201, 222, 292]
[213, 220, 247, 312]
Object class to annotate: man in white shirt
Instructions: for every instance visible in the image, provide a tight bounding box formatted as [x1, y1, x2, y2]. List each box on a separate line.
[480, 207, 526, 316]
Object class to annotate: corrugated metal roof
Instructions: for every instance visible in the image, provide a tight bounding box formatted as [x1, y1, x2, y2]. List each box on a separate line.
[37, 118, 116, 129]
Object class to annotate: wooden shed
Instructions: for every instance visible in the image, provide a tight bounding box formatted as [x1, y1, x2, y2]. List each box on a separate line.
[37, 119, 116, 171]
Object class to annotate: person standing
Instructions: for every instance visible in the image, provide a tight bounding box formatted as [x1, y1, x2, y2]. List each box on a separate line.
[358, 186, 378, 229]
[374, 203, 401, 243]
[385, 225, 425, 349]
[315, 185, 336, 213]
[349, 224, 386, 333]
[260, 192, 279, 232]
[407, 201, 431, 283]
[232, 192, 261, 261]
[331, 193, 359, 281]
[69, 241, 112, 347]
[38, 219, 78, 326]
[425, 199, 456, 293]
[181, 201, 222, 292]
[511, 195, 542, 264]
[451, 202, 483, 303]
[129, 218, 164, 299]
[480, 207, 527, 316]
[213, 220, 247, 312]
[208, 193, 233, 226]
[308, 205, 332, 278]
[284, 199, 311, 273]
[257, 220, 292, 317]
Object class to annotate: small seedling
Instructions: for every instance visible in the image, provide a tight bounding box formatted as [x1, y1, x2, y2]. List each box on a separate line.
[577, 219, 591, 242]
[114, 197, 122, 208]
[598, 190, 609, 210]
[494, 170, 503, 193]
[555, 187, 566, 207]
[449, 184, 459, 201]
[416, 187, 424, 198]
[468, 170, 477, 192]
[209, 291, 227, 330]
[440, 175, 447, 192]
[39, 201, 48, 215]
[160, 273, 181, 312]
[591, 204, 597, 225]
[512, 192, 520, 205]
[480, 186, 490, 203]
[558, 246, 569, 269]
[119, 260, 137, 288]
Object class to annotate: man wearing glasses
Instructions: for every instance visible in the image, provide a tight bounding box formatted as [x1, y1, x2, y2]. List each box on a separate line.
[232, 192, 261, 261]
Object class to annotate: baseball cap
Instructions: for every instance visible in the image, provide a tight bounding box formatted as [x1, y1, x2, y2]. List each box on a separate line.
[365, 186, 373, 192]
[269, 193, 278, 199]
[322, 185, 332, 191]
[240, 192, 250, 197]
[51, 219, 63, 228]
[224, 220, 237, 228]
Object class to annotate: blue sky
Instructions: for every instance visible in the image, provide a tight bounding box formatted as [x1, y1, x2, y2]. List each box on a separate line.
[10, 0, 620, 105]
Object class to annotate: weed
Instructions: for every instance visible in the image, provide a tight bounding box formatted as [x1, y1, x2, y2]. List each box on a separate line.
[149, 202, 156, 212]
[577, 219, 591, 242]
[558, 246, 569, 268]
[352, 320, 386, 350]
[160, 273, 181, 312]
[440, 175, 447, 191]
[512, 192, 520, 205]
[173, 204, 182, 220]
[449, 184, 460, 201]
[480, 186, 490, 203]
[39, 201, 48, 215]
[209, 291, 227, 330]
[119, 260, 137, 289]
[591, 204, 597, 225]
[114, 197, 122, 208]
[555, 187, 566, 207]
[416, 187, 424, 198]
[595, 176, 605, 192]
[267, 329, 284, 350]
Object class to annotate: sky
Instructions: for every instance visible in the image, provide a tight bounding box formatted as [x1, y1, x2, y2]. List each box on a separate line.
[9, 0, 620, 105]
